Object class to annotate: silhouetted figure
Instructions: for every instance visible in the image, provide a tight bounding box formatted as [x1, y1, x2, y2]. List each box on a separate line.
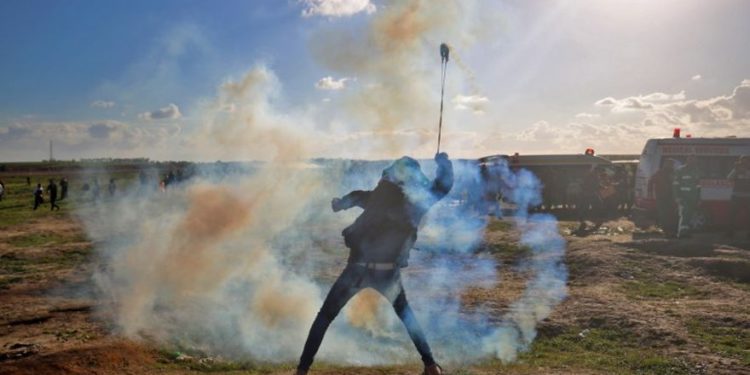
[576, 166, 604, 233]
[139, 170, 148, 189]
[166, 171, 176, 186]
[296, 153, 454, 375]
[91, 179, 101, 202]
[33, 184, 44, 210]
[726, 155, 750, 239]
[59, 177, 69, 201]
[47, 179, 60, 211]
[673, 156, 702, 238]
[108, 178, 116, 196]
[649, 160, 677, 237]
[26, 176, 31, 186]
[613, 166, 631, 211]
[0, 180, 5, 201]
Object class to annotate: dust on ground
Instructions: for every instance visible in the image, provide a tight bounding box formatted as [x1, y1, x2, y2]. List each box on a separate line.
[1, 212, 749, 375]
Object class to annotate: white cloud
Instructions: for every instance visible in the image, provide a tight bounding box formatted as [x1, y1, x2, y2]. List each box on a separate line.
[301, 0, 376, 18]
[0, 120, 180, 161]
[595, 91, 686, 112]
[90, 100, 115, 108]
[575, 112, 600, 119]
[315, 76, 350, 90]
[138, 103, 182, 121]
[692, 74, 702, 81]
[510, 79, 750, 154]
[453, 94, 490, 114]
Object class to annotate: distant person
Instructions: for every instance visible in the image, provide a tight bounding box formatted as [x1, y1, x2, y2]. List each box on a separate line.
[598, 168, 617, 214]
[108, 178, 117, 196]
[0, 179, 5, 201]
[673, 156, 702, 238]
[59, 177, 69, 201]
[726, 155, 750, 239]
[648, 160, 677, 237]
[576, 166, 603, 233]
[33, 183, 44, 210]
[91, 179, 101, 202]
[139, 170, 149, 189]
[613, 166, 631, 212]
[26, 176, 31, 186]
[166, 171, 175, 186]
[47, 179, 60, 211]
[296, 153, 453, 375]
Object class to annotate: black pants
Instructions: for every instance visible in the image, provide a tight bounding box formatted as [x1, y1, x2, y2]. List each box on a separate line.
[297, 264, 435, 371]
[50, 198, 60, 211]
[577, 194, 602, 225]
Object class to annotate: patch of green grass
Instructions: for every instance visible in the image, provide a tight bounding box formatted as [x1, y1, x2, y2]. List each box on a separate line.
[0, 176, 79, 228]
[622, 280, 705, 300]
[0, 172, 137, 229]
[0, 246, 92, 280]
[687, 319, 750, 365]
[483, 242, 533, 262]
[486, 219, 513, 233]
[0, 254, 31, 274]
[7, 232, 69, 248]
[509, 326, 693, 375]
[0, 276, 24, 289]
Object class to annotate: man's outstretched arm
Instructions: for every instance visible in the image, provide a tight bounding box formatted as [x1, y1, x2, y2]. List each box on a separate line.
[331, 190, 371, 212]
[430, 152, 454, 199]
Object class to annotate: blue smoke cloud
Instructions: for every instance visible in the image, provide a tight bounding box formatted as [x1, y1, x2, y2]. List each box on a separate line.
[80, 156, 567, 366]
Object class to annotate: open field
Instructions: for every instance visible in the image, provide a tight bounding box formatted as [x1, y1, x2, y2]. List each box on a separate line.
[0, 174, 749, 375]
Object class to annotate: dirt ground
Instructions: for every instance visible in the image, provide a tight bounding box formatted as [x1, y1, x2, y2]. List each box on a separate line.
[1, 210, 749, 374]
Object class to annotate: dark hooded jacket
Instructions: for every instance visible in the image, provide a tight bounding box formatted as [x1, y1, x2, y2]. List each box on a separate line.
[336, 156, 453, 267]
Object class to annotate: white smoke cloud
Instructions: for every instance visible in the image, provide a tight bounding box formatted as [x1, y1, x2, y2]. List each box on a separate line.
[453, 94, 489, 114]
[138, 103, 182, 120]
[315, 76, 350, 90]
[90, 100, 116, 108]
[692, 74, 702, 81]
[301, 0, 376, 18]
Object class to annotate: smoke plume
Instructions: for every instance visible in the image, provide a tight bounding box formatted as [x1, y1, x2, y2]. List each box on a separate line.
[80, 0, 567, 367]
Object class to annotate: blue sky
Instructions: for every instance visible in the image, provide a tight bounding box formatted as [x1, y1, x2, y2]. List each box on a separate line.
[2, 0, 750, 161]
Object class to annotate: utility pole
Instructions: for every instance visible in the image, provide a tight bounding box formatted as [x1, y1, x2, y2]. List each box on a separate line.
[49, 140, 54, 162]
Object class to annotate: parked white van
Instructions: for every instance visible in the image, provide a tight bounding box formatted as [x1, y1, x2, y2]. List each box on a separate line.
[633, 134, 750, 227]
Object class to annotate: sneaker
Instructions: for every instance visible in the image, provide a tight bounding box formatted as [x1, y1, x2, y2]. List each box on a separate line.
[424, 364, 443, 375]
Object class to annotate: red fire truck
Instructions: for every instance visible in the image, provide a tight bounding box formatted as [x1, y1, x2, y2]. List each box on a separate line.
[633, 133, 750, 227]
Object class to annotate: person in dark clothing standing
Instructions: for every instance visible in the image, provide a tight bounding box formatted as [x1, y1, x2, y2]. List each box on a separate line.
[726, 155, 750, 238]
[648, 160, 677, 237]
[91, 179, 100, 202]
[47, 179, 60, 211]
[33, 183, 44, 210]
[296, 153, 454, 375]
[0, 180, 5, 201]
[59, 177, 69, 201]
[108, 178, 117, 197]
[576, 166, 603, 233]
[673, 156, 702, 238]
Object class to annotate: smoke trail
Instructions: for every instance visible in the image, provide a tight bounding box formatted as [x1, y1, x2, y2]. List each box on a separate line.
[309, 0, 484, 156]
[78, 0, 567, 368]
